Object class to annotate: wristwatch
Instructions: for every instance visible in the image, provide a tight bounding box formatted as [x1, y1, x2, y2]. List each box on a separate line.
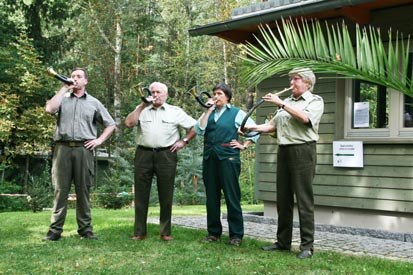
[182, 137, 189, 144]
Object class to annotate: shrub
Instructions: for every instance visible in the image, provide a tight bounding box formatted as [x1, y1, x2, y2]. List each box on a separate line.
[0, 181, 29, 212]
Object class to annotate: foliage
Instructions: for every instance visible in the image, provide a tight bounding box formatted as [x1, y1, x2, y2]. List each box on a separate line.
[94, 184, 133, 210]
[26, 165, 53, 212]
[0, 181, 29, 212]
[239, 143, 260, 204]
[94, 151, 134, 209]
[1, 208, 412, 274]
[242, 18, 413, 97]
[174, 137, 205, 205]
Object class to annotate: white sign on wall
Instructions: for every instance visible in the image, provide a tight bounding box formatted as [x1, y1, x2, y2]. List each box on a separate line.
[333, 141, 364, 168]
[354, 102, 369, 128]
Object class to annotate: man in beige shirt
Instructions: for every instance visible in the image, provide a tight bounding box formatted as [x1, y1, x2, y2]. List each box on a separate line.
[125, 82, 196, 241]
[242, 68, 324, 259]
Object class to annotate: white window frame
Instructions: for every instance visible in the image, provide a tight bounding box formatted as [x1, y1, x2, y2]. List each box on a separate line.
[343, 79, 413, 143]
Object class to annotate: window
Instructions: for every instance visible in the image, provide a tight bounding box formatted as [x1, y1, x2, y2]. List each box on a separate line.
[344, 80, 413, 142]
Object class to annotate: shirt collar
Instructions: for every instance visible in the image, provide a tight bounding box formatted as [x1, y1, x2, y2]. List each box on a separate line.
[150, 102, 169, 110]
[290, 90, 312, 101]
[70, 91, 88, 98]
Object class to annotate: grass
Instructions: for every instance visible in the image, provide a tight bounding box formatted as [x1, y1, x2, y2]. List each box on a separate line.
[1, 205, 412, 274]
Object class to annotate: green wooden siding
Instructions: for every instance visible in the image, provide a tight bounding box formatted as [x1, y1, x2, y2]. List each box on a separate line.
[254, 76, 413, 213]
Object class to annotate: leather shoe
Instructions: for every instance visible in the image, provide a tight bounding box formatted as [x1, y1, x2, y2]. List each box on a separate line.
[43, 230, 61, 241]
[261, 242, 290, 251]
[160, 235, 173, 241]
[228, 238, 242, 246]
[131, 235, 146, 241]
[297, 250, 313, 259]
[81, 231, 98, 240]
[202, 235, 220, 243]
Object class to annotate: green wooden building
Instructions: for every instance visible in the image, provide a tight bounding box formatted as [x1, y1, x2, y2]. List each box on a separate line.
[189, 0, 413, 235]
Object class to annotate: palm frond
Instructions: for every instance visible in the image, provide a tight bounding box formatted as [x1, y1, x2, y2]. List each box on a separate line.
[241, 18, 413, 97]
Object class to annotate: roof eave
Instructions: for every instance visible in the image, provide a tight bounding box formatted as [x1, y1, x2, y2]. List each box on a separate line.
[188, 0, 375, 38]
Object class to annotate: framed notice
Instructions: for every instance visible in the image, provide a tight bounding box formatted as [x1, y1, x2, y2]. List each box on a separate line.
[353, 102, 369, 128]
[333, 141, 364, 168]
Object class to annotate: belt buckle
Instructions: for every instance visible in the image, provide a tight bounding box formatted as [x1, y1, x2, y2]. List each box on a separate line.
[69, 141, 76, 147]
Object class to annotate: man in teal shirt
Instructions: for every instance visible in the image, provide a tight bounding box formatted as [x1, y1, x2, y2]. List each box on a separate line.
[195, 83, 258, 246]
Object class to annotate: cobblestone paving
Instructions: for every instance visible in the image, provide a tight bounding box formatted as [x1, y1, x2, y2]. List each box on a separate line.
[149, 216, 413, 263]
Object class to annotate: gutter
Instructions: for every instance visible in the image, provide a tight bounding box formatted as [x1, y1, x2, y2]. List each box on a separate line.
[188, 0, 375, 37]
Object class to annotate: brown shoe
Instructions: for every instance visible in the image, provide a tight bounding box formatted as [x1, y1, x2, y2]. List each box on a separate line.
[228, 238, 242, 246]
[131, 235, 146, 241]
[202, 235, 220, 243]
[160, 235, 173, 241]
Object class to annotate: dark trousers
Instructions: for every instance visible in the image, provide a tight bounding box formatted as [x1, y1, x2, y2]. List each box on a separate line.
[276, 142, 316, 251]
[203, 152, 244, 239]
[49, 144, 94, 235]
[134, 147, 177, 236]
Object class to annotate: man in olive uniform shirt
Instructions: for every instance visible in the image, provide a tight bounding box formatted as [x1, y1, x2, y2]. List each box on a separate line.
[243, 68, 324, 258]
[43, 67, 116, 241]
[125, 82, 196, 241]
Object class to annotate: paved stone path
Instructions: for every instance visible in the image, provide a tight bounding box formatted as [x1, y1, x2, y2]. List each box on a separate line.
[150, 216, 413, 263]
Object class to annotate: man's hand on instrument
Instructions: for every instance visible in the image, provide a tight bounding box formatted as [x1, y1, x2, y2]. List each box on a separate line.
[262, 93, 283, 106]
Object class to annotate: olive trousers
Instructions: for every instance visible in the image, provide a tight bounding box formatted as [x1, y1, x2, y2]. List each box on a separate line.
[133, 147, 177, 237]
[276, 142, 316, 251]
[49, 144, 95, 235]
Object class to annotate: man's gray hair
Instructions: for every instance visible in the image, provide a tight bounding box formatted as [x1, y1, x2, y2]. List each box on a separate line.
[288, 68, 316, 91]
[149, 82, 168, 94]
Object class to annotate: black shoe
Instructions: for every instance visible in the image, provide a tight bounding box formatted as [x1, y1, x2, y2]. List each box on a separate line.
[297, 249, 313, 259]
[81, 231, 98, 240]
[202, 235, 220, 243]
[261, 242, 290, 251]
[228, 238, 242, 247]
[43, 230, 61, 241]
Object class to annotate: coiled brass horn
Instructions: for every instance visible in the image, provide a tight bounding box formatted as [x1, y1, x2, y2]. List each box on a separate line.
[132, 85, 153, 104]
[46, 67, 74, 85]
[240, 86, 293, 137]
[187, 86, 213, 108]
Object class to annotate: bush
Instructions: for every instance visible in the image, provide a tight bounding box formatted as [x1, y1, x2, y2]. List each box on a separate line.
[94, 184, 133, 209]
[0, 181, 29, 212]
[26, 166, 54, 212]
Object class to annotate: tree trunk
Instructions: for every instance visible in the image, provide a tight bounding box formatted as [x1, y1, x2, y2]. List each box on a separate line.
[113, 12, 123, 136]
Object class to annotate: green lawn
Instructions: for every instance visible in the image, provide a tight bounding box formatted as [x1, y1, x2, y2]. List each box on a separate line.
[0, 206, 412, 274]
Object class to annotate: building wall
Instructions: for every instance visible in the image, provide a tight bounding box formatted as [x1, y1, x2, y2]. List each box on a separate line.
[254, 75, 413, 232]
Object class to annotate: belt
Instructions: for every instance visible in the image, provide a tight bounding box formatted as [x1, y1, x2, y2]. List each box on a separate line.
[137, 145, 172, 152]
[279, 141, 316, 147]
[56, 141, 86, 147]
[221, 143, 232, 147]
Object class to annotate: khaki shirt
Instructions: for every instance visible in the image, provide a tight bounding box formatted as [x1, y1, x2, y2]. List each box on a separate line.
[137, 103, 196, 148]
[54, 92, 115, 141]
[269, 91, 324, 145]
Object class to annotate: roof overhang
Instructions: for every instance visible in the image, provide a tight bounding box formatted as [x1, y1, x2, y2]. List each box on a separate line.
[189, 0, 413, 44]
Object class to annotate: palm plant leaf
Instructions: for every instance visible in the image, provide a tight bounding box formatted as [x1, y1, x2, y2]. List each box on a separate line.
[241, 18, 413, 97]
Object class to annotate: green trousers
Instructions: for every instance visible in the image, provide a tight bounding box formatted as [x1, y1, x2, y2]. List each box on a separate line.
[49, 144, 94, 235]
[203, 151, 243, 239]
[276, 142, 316, 251]
[134, 147, 177, 237]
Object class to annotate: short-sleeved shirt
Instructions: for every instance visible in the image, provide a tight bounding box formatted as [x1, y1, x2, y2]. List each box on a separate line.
[53, 92, 115, 141]
[269, 91, 324, 145]
[194, 104, 259, 143]
[137, 103, 196, 148]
